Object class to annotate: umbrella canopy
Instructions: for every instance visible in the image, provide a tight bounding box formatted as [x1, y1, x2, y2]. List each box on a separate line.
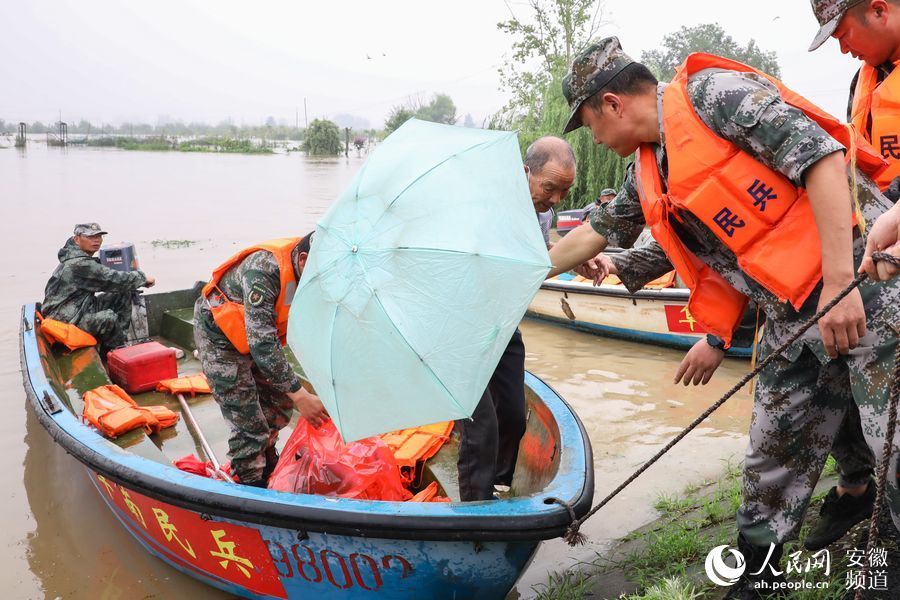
[288, 119, 551, 441]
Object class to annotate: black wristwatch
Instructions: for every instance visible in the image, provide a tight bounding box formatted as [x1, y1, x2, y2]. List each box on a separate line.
[706, 334, 726, 351]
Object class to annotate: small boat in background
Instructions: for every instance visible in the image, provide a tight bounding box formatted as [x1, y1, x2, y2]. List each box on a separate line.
[20, 285, 594, 599]
[528, 271, 755, 358]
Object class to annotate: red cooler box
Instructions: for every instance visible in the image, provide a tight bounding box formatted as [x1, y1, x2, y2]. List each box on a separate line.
[107, 342, 177, 393]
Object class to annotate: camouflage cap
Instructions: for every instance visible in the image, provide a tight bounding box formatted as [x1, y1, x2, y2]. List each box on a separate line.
[808, 0, 866, 51]
[600, 187, 617, 196]
[73, 222, 108, 236]
[562, 37, 634, 134]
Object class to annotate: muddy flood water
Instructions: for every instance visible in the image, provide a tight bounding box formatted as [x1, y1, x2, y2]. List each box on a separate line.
[0, 140, 752, 598]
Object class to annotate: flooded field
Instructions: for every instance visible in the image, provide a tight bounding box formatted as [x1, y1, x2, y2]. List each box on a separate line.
[0, 140, 751, 598]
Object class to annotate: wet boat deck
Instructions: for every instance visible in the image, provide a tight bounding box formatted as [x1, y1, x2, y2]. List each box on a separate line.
[49, 305, 462, 498]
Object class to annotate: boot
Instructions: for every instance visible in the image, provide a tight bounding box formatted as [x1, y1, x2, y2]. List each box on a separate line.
[723, 534, 784, 599]
[804, 480, 874, 551]
[261, 445, 280, 484]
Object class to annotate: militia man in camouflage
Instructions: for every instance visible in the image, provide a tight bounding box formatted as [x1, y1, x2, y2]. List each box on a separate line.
[550, 37, 900, 598]
[809, 0, 900, 280]
[194, 232, 328, 487]
[42, 223, 155, 352]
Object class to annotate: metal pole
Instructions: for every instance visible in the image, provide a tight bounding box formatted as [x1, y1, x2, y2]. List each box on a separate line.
[176, 393, 234, 482]
[345, 127, 350, 157]
[304, 98, 308, 128]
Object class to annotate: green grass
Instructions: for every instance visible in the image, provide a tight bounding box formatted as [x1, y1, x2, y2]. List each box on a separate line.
[531, 570, 593, 600]
[86, 135, 272, 154]
[150, 239, 198, 249]
[535, 457, 857, 599]
[624, 576, 701, 600]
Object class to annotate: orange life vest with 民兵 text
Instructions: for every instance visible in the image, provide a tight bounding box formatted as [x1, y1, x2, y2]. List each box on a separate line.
[201, 238, 300, 354]
[850, 62, 900, 190]
[635, 53, 886, 346]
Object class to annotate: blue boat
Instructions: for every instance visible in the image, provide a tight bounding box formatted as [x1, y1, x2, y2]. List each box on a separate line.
[19, 286, 594, 599]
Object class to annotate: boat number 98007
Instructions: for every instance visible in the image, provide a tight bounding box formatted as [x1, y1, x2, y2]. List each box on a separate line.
[268, 541, 414, 591]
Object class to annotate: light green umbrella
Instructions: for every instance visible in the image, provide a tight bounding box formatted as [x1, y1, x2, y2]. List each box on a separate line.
[287, 119, 550, 441]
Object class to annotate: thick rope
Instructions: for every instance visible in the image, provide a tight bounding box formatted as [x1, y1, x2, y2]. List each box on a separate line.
[854, 340, 900, 600]
[564, 252, 900, 546]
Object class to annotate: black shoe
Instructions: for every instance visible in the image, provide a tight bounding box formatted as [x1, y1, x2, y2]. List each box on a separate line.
[261, 445, 280, 484]
[804, 481, 874, 551]
[724, 535, 784, 599]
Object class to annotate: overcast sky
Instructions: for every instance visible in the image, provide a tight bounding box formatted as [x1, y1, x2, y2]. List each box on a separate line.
[0, 0, 859, 129]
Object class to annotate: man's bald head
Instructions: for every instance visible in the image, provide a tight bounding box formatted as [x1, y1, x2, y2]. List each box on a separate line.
[523, 136, 577, 213]
[523, 136, 576, 174]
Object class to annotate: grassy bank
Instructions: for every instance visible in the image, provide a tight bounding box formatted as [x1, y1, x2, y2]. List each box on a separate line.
[86, 136, 273, 154]
[533, 457, 882, 599]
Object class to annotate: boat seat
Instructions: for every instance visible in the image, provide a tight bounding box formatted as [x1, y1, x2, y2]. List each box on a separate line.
[160, 308, 196, 351]
[418, 433, 461, 502]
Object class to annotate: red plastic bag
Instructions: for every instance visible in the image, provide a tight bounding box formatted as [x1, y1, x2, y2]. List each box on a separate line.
[268, 420, 412, 501]
[174, 454, 235, 480]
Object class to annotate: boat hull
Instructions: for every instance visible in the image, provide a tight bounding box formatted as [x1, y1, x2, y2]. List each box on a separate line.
[91, 468, 538, 599]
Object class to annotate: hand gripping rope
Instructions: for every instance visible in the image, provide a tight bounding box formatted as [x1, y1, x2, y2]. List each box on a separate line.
[564, 252, 900, 549]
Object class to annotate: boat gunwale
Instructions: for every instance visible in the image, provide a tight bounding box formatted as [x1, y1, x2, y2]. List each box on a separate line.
[19, 302, 594, 542]
[540, 278, 690, 301]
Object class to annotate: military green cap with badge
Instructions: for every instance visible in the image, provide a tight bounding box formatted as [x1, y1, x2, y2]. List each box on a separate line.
[808, 0, 866, 51]
[73, 222, 108, 237]
[562, 36, 635, 134]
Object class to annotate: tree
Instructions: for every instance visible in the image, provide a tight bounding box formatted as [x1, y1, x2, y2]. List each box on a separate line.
[641, 23, 781, 81]
[492, 0, 622, 210]
[384, 93, 458, 134]
[416, 93, 456, 125]
[463, 114, 476, 128]
[384, 106, 416, 135]
[496, 0, 605, 120]
[302, 119, 342, 156]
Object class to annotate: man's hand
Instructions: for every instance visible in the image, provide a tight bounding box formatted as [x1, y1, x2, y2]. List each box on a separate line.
[574, 253, 616, 286]
[548, 222, 608, 277]
[288, 388, 329, 428]
[674, 337, 725, 386]
[860, 203, 900, 281]
[817, 284, 866, 358]
[144, 276, 156, 288]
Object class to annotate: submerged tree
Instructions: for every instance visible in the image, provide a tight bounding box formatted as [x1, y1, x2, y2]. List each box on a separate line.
[641, 23, 781, 81]
[303, 119, 342, 156]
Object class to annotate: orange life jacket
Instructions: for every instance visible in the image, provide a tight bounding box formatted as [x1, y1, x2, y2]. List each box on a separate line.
[636, 53, 886, 346]
[38, 314, 97, 350]
[851, 62, 900, 190]
[156, 374, 211, 397]
[201, 238, 301, 354]
[380, 421, 454, 470]
[82, 384, 179, 438]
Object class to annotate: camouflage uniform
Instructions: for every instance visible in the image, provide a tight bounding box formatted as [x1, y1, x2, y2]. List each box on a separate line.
[585, 67, 900, 545]
[194, 246, 302, 485]
[42, 236, 147, 350]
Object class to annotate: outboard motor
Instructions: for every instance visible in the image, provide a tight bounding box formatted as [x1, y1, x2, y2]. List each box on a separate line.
[99, 242, 150, 343]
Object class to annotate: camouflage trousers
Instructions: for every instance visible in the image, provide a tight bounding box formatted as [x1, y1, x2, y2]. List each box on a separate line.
[738, 298, 900, 546]
[76, 292, 133, 350]
[193, 298, 293, 485]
